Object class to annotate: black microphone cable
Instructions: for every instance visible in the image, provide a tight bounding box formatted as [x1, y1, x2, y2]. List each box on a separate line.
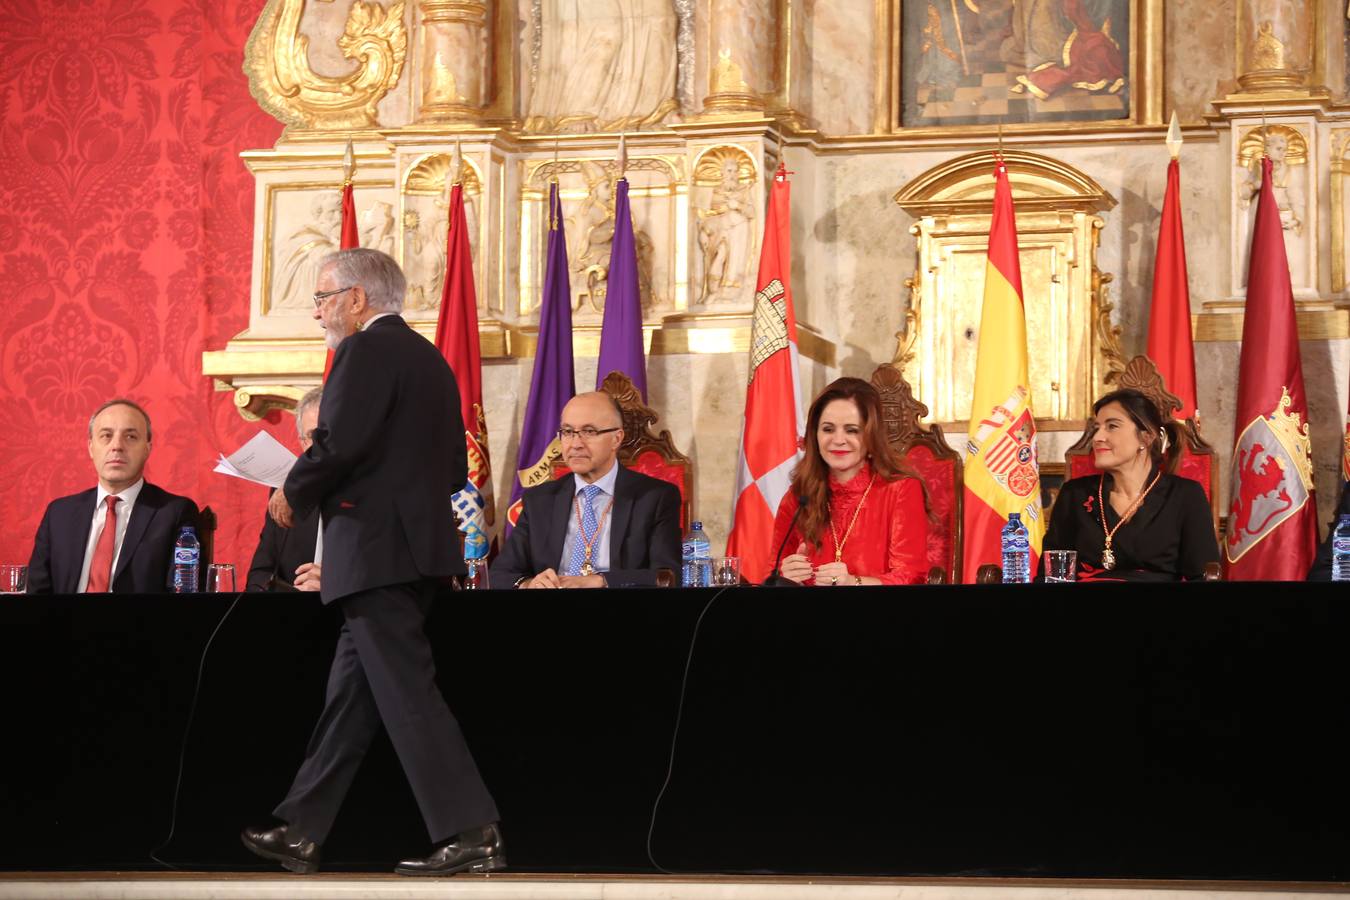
[150, 590, 244, 870]
[646, 583, 734, 875]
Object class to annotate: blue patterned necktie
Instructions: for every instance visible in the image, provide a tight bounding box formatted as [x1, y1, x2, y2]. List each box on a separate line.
[566, 484, 603, 576]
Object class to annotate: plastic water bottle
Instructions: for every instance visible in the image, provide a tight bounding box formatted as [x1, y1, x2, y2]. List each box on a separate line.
[1000, 513, 1031, 584]
[172, 526, 200, 594]
[1332, 515, 1350, 582]
[682, 521, 712, 587]
[462, 525, 490, 590]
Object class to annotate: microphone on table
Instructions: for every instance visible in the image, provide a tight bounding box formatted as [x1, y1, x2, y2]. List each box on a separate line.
[761, 497, 806, 587]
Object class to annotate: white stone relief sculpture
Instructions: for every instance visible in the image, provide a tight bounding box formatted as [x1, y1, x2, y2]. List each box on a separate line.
[272, 193, 345, 312]
[691, 147, 757, 306]
[1238, 125, 1307, 237]
[525, 0, 679, 133]
[401, 153, 482, 312]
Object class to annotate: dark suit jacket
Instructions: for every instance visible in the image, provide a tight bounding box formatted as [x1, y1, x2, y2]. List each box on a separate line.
[491, 465, 682, 588]
[284, 315, 466, 604]
[1307, 483, 1350, 581]
[27, 482, 200, 594]
[245, 503, 321, 591]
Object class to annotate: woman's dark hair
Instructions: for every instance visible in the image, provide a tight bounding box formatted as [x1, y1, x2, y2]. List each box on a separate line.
[789, 377, 922, 548]
[1092, 388, 1181, 472]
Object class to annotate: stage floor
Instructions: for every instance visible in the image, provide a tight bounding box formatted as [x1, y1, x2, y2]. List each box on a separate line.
[1, 874, 1348, 900]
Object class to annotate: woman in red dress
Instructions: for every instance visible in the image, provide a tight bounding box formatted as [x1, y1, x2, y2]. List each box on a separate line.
[770, 377, 930, 586]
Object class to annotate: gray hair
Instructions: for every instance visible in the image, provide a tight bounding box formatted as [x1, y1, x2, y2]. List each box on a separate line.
[88, 399, 152, 444]
[319, 247, 406, 313]
[294, 387, 323, 438]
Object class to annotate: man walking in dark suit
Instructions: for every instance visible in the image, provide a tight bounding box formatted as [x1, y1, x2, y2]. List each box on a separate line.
[27, 399, 199, 593]
[492, 391, 682, 589]
[242, 248, 501, 876]
[245, 387, 323, 592]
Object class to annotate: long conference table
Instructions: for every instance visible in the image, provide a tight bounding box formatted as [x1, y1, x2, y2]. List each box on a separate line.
[1, 583, 1347, 880]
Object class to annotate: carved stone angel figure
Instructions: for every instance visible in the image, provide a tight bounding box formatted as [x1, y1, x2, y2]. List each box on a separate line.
[694, 155, 756, 305]
[527, 0, 678, 133]
[1239, 130, 1305, 237]
[272, 194, 344, 311]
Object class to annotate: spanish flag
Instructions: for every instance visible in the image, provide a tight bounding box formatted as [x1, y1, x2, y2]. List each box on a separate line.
[960, 156, 1044, 583]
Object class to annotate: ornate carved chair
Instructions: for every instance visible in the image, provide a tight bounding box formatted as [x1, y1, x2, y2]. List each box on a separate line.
[1061, 354, 1221, 581]
[870, 363, 961, 585]
[552, 371, 695, 531]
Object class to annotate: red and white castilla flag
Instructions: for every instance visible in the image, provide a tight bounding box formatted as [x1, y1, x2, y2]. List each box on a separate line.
[436, 162, 495, 552]
[960, 155, 1044, 583]
[1146, 155, 1199, 420]
[725, 164, 805, 583]
[1342, 388, 1350, 483]
[1223, 156, 1318, 580]
[323, 144, 360, 381]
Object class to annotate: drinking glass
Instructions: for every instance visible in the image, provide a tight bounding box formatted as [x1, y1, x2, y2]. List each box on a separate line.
[206, 563, 236, 592]
[1043, 550, 1077, 583]
[462, 557, 490, 590]
[712, 557, 741, 586]
[0, 564, 27, 594]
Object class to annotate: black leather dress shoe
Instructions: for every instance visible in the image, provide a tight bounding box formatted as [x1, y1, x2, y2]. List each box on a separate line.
[241, 823, 322, 874]
[394, 822, 506, 876]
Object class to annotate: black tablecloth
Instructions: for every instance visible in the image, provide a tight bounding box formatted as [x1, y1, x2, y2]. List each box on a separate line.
[1, 583, 1346, 878]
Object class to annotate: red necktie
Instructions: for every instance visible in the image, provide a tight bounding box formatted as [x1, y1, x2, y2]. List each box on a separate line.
[85, 496, 120, 593]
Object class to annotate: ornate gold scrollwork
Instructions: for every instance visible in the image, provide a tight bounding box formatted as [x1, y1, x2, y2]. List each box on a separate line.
[1093, 266, 1126, 387]
[245, 0, 409, 129]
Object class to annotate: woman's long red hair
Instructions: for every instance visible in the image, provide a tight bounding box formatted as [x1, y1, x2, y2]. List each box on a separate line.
[790, 377, 921, 548]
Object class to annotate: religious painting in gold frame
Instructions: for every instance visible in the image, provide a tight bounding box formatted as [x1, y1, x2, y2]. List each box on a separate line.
[882, 0, 1163, 131]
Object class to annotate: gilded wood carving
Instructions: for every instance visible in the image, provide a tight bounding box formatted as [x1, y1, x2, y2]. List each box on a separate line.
[245, 0, 409, 129]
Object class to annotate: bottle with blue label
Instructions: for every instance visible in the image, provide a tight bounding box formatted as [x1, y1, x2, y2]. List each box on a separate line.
[1332, 514, 1350, 582]
[1000, 513, 1031, 584]
[462, 524, 490, 590]
[681, 521, 712, 587]
[172, 526, 200, 594]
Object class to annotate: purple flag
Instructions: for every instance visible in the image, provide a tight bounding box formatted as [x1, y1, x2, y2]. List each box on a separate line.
[507, 183, 575, 531]
[596, 177, 647, 399]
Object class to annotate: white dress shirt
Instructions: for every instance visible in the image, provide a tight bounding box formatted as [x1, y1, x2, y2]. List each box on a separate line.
[78, 478, 145, 593]
[558, 462, 619, 574]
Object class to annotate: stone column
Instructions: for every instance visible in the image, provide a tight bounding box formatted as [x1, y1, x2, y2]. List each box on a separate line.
[416, 0, 490, 122]
[1235, 0, 1316, 92]
[702, 0, 776, 114]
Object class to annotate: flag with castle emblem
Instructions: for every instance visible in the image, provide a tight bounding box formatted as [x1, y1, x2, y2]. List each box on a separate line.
[961, 154, 1044, 583]
[435, 153, 495, 553]
[1224, 155, 1318, 580]
[725, 164, 804, 584]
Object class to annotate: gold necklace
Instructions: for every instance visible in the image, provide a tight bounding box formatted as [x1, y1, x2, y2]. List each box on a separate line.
[1097, 469, 1162, 570]
[829, 473, 876, 563]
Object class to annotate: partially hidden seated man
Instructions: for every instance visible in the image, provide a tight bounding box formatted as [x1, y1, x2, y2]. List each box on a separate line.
[246, 387, 323, 592]
[491, 391, 681, 588]
[28, 399, 199, 593]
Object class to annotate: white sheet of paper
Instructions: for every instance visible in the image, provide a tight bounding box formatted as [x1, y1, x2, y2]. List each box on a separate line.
[213, 431, 298, 489]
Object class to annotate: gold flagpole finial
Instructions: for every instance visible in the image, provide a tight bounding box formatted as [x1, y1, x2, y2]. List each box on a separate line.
[1165, 110, 1182, 161]
[450, 138, 463, 188]
[342, 138, 355, 186]
[1259, 105, 1269, 158]
[617, 132, 628, 180]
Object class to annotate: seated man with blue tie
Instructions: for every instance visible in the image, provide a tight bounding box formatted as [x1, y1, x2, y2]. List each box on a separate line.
[27, 399, 200, 593]
[491, 391, 681, 589]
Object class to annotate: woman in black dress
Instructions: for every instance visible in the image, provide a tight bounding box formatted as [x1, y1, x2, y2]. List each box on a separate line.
[1044, 389, 1220, 581]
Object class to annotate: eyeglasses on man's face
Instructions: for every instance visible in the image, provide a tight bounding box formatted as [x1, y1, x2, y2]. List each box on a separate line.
[312, 285, 355, 308]
[557, 426, 620, 442]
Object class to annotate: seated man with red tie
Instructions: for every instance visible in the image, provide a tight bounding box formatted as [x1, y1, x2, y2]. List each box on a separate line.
[27, 399, 200, 593]
[491, 391, 681, 589]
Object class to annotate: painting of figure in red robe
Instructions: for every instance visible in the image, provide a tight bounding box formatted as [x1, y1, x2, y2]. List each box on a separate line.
[901, 0, 1130, 127]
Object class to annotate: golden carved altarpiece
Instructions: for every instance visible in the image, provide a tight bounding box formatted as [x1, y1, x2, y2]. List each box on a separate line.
[893, 150, 1123, 426]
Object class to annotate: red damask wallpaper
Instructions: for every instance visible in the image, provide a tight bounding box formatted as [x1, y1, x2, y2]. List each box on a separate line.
[0, 0, 291, 574]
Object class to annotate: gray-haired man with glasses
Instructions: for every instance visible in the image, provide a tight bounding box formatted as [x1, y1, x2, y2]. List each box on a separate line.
[491, 391, 682, 589]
